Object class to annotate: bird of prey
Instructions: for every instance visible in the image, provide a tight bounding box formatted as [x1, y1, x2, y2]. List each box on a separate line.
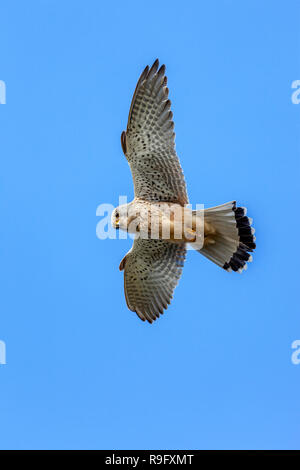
[111, 59, 256, 323]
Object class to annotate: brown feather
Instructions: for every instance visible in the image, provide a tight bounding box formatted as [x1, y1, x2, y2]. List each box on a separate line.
[121, 130, 127, 155]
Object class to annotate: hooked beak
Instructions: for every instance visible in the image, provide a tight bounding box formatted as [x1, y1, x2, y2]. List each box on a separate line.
[114, 218, 120, 229]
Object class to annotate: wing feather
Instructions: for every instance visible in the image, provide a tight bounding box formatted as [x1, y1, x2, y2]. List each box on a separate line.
[122, 238, 186, 323]
[122, 59, 188, 206]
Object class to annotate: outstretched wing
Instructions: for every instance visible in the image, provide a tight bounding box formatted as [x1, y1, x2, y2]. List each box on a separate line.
[120, 238, 186, 323]
[121, 59, 188, 206]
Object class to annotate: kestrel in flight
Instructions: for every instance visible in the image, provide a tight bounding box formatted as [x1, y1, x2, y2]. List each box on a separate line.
[111, 59, 256, 323]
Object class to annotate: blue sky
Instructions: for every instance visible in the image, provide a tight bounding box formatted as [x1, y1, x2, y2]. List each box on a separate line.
[0, 0, 299, 450]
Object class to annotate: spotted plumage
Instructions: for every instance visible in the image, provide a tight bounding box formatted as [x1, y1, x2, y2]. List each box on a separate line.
[111, 59, 256, 323]
[122, 59, 188, 206]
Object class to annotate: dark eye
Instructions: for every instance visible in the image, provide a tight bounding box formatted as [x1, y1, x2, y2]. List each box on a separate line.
[115, 211, 119, 218]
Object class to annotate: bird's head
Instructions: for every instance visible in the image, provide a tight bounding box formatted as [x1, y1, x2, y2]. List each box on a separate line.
[111, 204, 139, 233]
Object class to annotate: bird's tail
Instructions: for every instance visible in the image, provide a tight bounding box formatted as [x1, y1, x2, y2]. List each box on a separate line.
[194, 201, 256, 272]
